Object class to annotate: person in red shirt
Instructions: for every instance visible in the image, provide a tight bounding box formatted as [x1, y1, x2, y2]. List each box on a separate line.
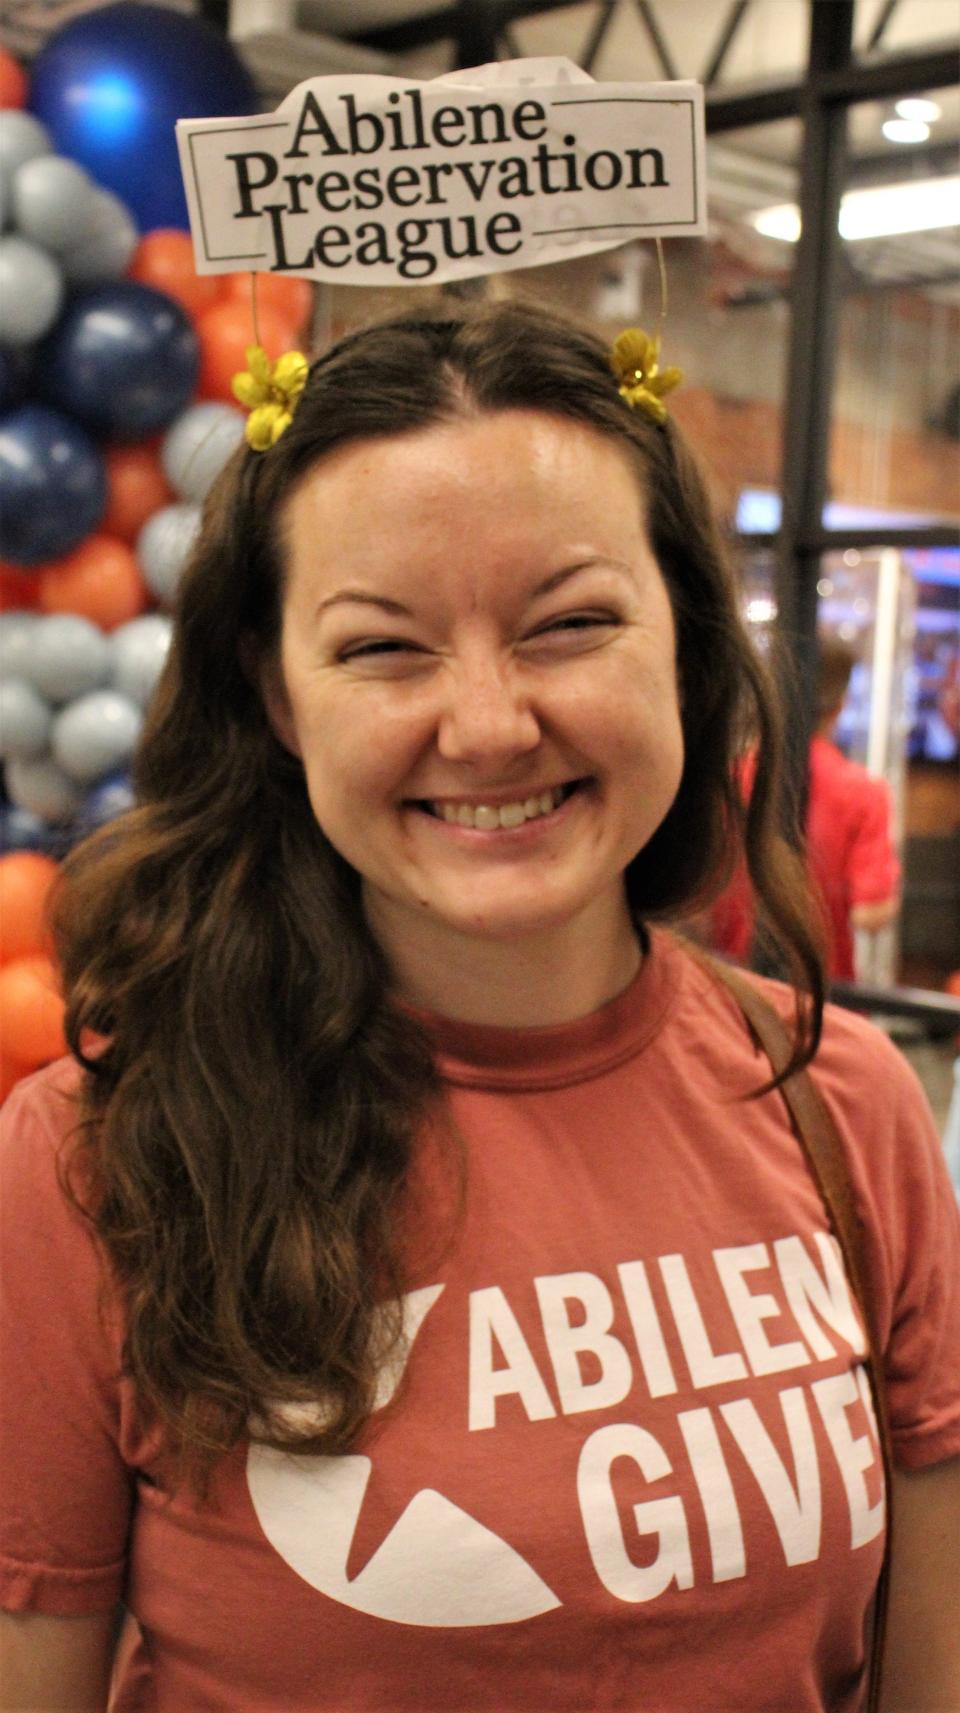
[711, 639, 900, 982]
[1, 303, 956, 1712]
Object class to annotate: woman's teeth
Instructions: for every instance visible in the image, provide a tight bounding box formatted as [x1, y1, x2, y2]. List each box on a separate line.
[434, 786, 567, 829]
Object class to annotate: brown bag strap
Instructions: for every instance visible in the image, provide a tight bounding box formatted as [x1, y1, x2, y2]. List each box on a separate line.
[689, 947, 893, 1712]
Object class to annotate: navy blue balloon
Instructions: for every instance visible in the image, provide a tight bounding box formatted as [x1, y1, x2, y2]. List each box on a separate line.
[0, 804, 60, 855]
[39, 283, 200, 441]
[0, 347, 31, 415]
[79, 769, 136, 832]
[28, 2, 258, 232]
[0, 404, 106, 565]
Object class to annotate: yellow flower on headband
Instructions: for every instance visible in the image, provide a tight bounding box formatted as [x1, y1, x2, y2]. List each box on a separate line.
[231, 345, 310, 451]
[609, 329, 682, 425]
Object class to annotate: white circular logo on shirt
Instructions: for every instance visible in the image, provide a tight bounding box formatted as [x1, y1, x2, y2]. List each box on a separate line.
[246, 1285, 561, 1627]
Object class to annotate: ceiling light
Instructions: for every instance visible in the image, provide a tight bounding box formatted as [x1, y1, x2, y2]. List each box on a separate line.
[752, 203, 802, 242]
[839, 177, 959, 240]
[882, 118, 930, 143]
[895, 98, 942, 122]
[751, 176, 960, 244]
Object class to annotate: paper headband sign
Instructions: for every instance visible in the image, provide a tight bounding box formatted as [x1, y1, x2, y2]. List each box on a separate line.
[176, 57, 706, 289]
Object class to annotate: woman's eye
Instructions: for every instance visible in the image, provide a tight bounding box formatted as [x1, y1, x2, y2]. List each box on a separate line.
[535, 613, 619, 639]
[340, 639, 419, 661]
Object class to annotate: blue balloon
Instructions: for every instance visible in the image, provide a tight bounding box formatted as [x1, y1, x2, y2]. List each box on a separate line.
[39, 282, 199, 441]
[0, 404, 106, 565]
[0, 802, 60, 855]
[0, 347, 31, 415]
[79, 768, 136, 832]
[28, 2, 258, 231]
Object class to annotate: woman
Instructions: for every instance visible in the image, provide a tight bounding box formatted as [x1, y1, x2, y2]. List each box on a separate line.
[1, 300, 957, 1711]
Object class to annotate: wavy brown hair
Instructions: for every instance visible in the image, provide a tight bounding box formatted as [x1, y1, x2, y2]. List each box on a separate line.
[55, 297, 823, 1483]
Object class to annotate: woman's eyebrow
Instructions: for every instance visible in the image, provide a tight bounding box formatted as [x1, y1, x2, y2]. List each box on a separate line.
[530, 559, 635, 599]
[315, 589, 414, 620]
[314, 559, 634, 622]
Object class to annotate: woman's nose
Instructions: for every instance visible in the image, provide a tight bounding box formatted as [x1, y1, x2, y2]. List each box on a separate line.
[436, 656, 540, 766]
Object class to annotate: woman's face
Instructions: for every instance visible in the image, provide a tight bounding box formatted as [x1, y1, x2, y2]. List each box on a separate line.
[266, 409, 684, 965]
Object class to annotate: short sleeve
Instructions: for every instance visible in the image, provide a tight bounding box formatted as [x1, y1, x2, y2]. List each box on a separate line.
[0, 1066, 133, 1615]
[847, 776, 900, 906]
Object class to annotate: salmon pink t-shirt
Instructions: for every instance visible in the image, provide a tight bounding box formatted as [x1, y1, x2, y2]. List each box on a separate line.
[1, 930, 958, 1712]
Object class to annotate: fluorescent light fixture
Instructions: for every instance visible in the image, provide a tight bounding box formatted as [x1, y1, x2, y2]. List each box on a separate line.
[752, 203, 802, 241]
[839, 176, 959, 239]
[895, 97, 942, 122]
[881, 117, 930, 144]
[752, 176, 960, 243]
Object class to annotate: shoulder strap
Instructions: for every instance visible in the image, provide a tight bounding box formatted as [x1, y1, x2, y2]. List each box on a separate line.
[688, 946, 893, 1713]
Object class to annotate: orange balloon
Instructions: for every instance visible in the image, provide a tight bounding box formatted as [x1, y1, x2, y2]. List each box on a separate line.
[0, 561, 41, 610]
[102, 445, 174, 542]
[195, 299, 298, 404]
[223, 271, 314, 334]
[0, 49, 27, 110]
[0, 955, 67, 1067]
[37, 533, 148, 631]
[0, 1048, 33, 1104]
[128, 229, 225, 320]
[0, 851, 59, 964]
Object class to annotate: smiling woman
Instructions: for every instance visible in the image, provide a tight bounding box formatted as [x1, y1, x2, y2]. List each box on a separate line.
[1, 300, 958, 1713]
[263, 408, 683, 1018]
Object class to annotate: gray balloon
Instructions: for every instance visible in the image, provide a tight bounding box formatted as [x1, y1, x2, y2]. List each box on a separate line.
[109, 614, 173, 709]
[0, 610, 40, 679]
[0, 112, 51, 183]
[161, 403, 246, 504]
[12, 154, 96, 254]
[137, 504, 201, 607]
[59, 188, 138, 285]
[0, 234, 64, 346]
[5, 754, 82, 823]
[0, 675, 53, 761]
[51, 689, 142, 784]
[26, 614, 110, 704]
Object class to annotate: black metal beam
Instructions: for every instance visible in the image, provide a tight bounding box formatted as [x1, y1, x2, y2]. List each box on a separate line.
[774, 1, 855, 824]
[580, 0, 618, 77]
[703, 0, 751, 87]
[829, 979, 960, 1031]
[847, 137, 960, 186]
[805, 526, 960, 552]
[352, 0, 584, 55]
[818, 44, 959, 103]
[453, 0, 499, 66]
[866, 0, 902, 54]
[702, 43, 958, 134]
[737, 527, 960, 560]
[634, 0, 679, 80]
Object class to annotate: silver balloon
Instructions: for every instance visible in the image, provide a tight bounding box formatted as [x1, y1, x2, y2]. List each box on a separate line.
[0, 234, 64, 346]
[0, 676, 52, 761]
[0, 610, 40, 679]
[51, 689, 143, 785]
[26, 614, 110, 704]
[136, 504, 201, 607]
[59, 188, 138, 286]
[161, 403, 246, 505]
[0, 112, 51, 188]
[5, 754, 82, 823]
[12, 154, 97, 255]
[109, 614, 173, 709]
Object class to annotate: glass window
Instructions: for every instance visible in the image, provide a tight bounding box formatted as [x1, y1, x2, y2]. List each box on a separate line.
[829, 88, 960, 527]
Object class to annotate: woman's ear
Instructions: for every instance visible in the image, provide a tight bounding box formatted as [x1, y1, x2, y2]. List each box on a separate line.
[239, 633, 302, 758]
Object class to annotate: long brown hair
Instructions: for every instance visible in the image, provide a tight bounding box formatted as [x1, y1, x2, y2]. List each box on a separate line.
[55, 297, 823, 1481]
